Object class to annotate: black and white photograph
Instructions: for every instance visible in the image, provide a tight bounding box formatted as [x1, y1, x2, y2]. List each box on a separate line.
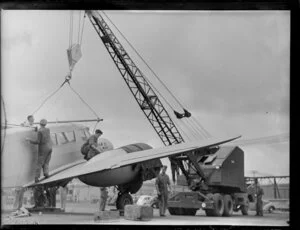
[1, 9, 289, 226]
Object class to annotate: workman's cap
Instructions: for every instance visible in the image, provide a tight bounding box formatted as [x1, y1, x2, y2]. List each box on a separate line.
[27, 115, 34, 120]
[95, 129, 103, 134]
[40, 119, 47, 126]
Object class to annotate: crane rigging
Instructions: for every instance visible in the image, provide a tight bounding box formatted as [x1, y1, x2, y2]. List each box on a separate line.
[100, 11, 211, 140]
[86, 10, 185, 146]
[82, 10, 219, 182]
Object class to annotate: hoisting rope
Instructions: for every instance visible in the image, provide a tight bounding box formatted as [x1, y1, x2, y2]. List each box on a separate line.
[67, 10, 100, 131]
[30, 73, 101, 129]
[77, 11, 82, 44]
[67, 83, 101, 122]
[31, 79, 69, 116]
[80, 12, 86, 45]
[101, 11, 211, 139]
[69, 11, 73, 50]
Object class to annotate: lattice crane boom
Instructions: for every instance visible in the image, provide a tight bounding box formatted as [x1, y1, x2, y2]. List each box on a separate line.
[86, 10, 184, 146]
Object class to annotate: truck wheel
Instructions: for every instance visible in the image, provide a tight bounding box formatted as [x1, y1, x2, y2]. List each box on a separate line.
[241, 201, 249, 215]
[204, 193, 215, 217]
[182, 208, 197, 216]
[268, 206, 275, 213]
[223, 195, 233, 217]
[168, 208, 197, 216]
[168, 207, 180, 215]
[212, 193, 224, 216]
[116, 193, 133, 210]
[205, 209, 215, 216]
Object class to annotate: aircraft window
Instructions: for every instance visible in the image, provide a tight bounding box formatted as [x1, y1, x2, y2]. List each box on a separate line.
[78, 129, 88, 141]
[50, 133, 57, 145]
[65, 131, 76, 142]
[56, 132, 69, 145]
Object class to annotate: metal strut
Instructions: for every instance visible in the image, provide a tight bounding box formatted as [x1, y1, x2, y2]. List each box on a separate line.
[86, 11, 184, 146]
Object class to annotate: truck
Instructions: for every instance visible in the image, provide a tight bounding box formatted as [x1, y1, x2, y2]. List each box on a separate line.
[168, 146, 252, 217]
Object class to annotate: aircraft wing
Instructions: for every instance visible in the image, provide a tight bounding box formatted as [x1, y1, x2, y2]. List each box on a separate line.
[32, 135, 241, 187]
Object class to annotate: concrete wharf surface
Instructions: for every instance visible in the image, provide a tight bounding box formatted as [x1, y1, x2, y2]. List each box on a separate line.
[1, 202, 289, 226]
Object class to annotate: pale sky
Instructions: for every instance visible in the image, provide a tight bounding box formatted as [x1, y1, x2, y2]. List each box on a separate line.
[1, 10, 290, 177]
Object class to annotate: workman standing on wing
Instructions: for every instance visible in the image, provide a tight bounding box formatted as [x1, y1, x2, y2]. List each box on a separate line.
[26, 119, 53, 182]
[21, 115, 35, 127]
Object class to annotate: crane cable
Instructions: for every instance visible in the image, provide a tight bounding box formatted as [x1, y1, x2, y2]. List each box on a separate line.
[102, 11, 185, 110]
[69, 11, 86, 47]
[67, 83, 101, 122]
[68, 11, 100, 132]
[80, 12, 86, 45]
[77, 11, 82, 44]
[69, 11, 73, 49]
[101, 11, 211, 139]
[31, 80, 69, 116]
[101, 12, 176, 111]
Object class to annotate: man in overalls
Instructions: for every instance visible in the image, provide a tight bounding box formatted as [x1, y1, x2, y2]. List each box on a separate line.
[255, 179, 264, 216]
[155, 165, 171, 217]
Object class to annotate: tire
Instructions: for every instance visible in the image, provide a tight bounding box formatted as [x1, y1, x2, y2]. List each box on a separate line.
[212, 193, 224, 216]
[151, 203, 158, 209]
[184, 208, 197, 216]
[268, 206, 275, 213]
[223, 195, 233, 217]
[168, 207, 180, 215]
[204, 193, 214, 216]
[168, 207, 197, 216]
[151, 203, 154, 208]
[241, 200, 249, 215]
[205, 209, 215, 216]
[116, 193, 133, 210]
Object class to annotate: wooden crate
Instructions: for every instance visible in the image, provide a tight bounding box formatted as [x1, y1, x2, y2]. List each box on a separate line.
[124, 205, 153, 221]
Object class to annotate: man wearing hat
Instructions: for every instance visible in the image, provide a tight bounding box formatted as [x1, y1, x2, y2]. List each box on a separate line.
[21, 115, 35, 127]
[82, 129, 103, 160]
[255, 179, 264, 216]
[26, 119, 53, 182]
[155, 165, 171, 217]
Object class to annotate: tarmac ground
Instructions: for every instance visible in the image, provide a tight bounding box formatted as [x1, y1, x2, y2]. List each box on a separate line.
[1, 201, 289, 226]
